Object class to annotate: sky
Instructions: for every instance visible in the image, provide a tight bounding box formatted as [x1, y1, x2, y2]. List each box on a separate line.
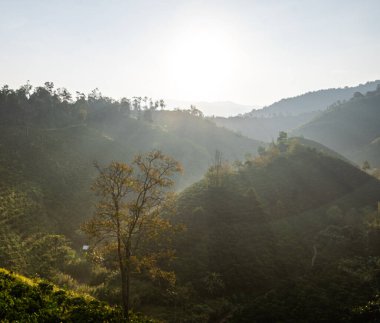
[1, 0, 380, 113]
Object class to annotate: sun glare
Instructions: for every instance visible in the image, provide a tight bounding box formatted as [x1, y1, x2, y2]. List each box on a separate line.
[164, 23, 239, 101]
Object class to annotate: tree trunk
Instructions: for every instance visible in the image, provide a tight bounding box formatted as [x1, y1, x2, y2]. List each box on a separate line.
[126, 253, 131, 321]
[121, 266, 129, 320]
[117, 235, 129, 320]
[115, 205, 129, 320]
[124, 242, 131, 320]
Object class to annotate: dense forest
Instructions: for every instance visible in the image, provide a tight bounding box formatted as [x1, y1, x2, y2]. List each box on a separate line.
[1, 82, 380, 322]
[293, 85, 380, 168]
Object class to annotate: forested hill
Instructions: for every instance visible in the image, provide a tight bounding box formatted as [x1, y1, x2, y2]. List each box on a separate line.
[173, 139, 380, 321]
[293, 84, 380, 168]
[152, 109, 261, 162]
[212, 80, 380, 141]
[0, 83, 262, 241]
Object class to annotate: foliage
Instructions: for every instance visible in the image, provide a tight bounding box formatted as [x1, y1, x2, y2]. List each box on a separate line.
[25, 234, 75, 278]
[0, 268, 126, 322]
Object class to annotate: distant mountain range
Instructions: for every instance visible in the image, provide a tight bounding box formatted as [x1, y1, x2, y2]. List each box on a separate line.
[246, 80, 380, 117]
[166, 99, 258, 117]
[212, 80, 380, 141]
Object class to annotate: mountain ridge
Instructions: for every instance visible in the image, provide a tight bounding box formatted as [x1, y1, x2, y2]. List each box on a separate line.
[212, 80, 380, 141]
[293, 84, 380, 167]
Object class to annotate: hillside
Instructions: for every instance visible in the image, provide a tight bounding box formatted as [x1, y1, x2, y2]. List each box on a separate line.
[152, 110, 263, 165]
[0, 84, 267, 322]
[172, 141, 380, 321]
[0, 268, 125, 322]
[0, 120, 261, 235]
[0, 85, 262, 242]
[213, 111, 317, 142]
[290, 137, 351, 162]
[213, 80, 380, 141]
[294, 85, 380, 167]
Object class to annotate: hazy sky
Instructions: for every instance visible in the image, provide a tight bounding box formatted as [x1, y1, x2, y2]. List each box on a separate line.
[1, 0, 380, 108]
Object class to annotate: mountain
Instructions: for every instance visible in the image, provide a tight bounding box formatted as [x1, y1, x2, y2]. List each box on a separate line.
[248, 80, 380, 117]
[212, 80, 380, 141]
[293, 85, 380, 167]
[152, 110, 263, 170]
[172, 141, 380, 321]
[166, 99, 258, 117]
[212, 111, 317, 142]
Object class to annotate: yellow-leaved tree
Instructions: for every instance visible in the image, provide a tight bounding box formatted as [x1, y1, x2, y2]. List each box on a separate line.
[82, 150, 182, 319]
